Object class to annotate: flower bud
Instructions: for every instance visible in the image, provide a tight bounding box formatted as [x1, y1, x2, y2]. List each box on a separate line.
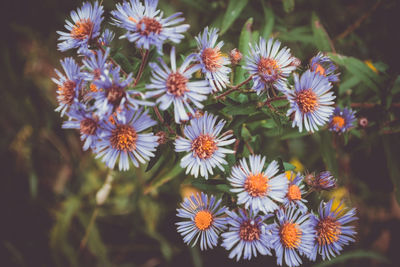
[229, 48, 242, 65]
[359, 117, 368, 128]
[156, 131, 167, 144]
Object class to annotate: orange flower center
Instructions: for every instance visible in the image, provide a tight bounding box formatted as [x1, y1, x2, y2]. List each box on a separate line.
[80, 118, 98, 135]
[110, 125, 138, 151]
[194, 210, 213, 230]
[296, 89, 318, 113]
[58, 80, 76, 105]
[280, 222, 302, 249]
[191, 135, 217, 159]
[166, 72, 188, 97]
[244, 173, 269, 197]
[106, 84, 125, 107]
[258, 57, 281, 82]
[314, 64, 326, 76]
[137, 17, 162, 36]
[316, 217, 341, 246]
[71, 19, 94, 40]
[201, 48, 223, 72]
[287, 185, 302, 201]
[239, 220, 261, 241]
[331, 116, 345, 130]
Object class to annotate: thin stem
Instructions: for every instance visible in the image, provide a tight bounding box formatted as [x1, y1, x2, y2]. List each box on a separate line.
[79, 207, 99, 251]
[154, 106, 176, 135]
[133, 49, 149, 87]
[351, 102, 400, 108]
[230, 75, 254, 90]
[216, 75, 254, 99]
[244, 140, 254, 155]
[262, 96, 287, 107]
[303, 189, 315, 198]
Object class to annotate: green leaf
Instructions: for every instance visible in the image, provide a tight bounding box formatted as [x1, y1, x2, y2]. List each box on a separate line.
[220, 0, 249, 34]
[223, 102, 257, 115]
[283, 162, 296, 171]
[311, 13, 332, 52]
[319, 131, 338, 177]
[145, 146, 163, 172]
[112, 52, 135, 73]
[235, 17, 253, 84]
[328, 53, 383, 93]
[144, 163, 183, 194]
[382, 135, 400, 204]
[282, 0, 295, 13]
[339, 75, 360, 95]
[262, 1, 275, 38]
[191, 179, 231, 194]
[313, 250, 390, 267]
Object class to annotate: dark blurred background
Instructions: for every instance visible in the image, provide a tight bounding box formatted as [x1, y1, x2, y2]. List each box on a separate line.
[1, 0, 400, 266]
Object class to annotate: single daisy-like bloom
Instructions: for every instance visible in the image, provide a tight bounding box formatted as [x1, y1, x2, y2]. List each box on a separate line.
[176, 192, 227, 250]
[328, 107, 356, 133]
[310, 52, 340, 82]
[309, 199, 357, 261]
[91, 66, 151, 118]
[283, 174, 308, 213]
[145, 47, 212, 123]
[305, 171, 337, 191]
[221, 209, 273, 261]
[99, 29, 115, 46]
[244, 37, 296, 94]
[52, 57, 84, 116]
[63, 103, 101, 151]
[82, 48, 110, 83]
[194, 27, 231, 92]
[174, 112, 235, 179]
[271, 208, 315, 267]
[57, 1, 104, 52]
[94, 108, 159, 170]
[111, 0, 189, 53]
[284, 70, 336, 133]
[228, 155, 288, 214]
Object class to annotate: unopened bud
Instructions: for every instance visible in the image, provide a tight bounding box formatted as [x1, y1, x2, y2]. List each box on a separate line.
[229, 48, 243, 65]
[96, 183, 112, 206]
[290, 57, 301, 68]
[156, 131, 167, 144]
[359, 117, 368, 128]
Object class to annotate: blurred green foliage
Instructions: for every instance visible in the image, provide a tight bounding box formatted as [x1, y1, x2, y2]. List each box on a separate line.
[2, 0, 400, 266]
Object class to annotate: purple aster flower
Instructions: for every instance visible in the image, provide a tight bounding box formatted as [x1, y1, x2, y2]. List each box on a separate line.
[111, 0, 189, 53]
[310, 52, 340, 82]
[63, 103, 101, 151]
[305, 171, 337, 191]
[221, 209, 273, 261]
[174, 112, 235, 179]
[99, 29, 115, 46]
[145, 47, 212, 123]
[57, 1, 104, 52]
[309, 199, 357, 261]
[227, 155, 288, 214]
[271, 208, 315, 267]
[284, 70, 336, 133]
[176, 192, 227, 250]
[91, 66, 152, 118]
[52, 57, 84, 116]
[194, 27, 231, 92]
[244, 37, 296, 95]
[82, 48, 110, 83]
[94, 108, 159, 171]
[283, 174, 308, 213]
[328, 107, 356, 133]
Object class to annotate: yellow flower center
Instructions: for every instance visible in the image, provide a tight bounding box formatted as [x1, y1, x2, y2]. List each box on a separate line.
[287, 184, 302, 201]
[201, 48, 223, 72]
[296, 89, 318, 113]
[71, 19, 94, 40]
[280, 222, 302, 249]
[137, 17, 162, 36]
[191, 135, 217, 159]
[239, 220, 261, 241]
[110, 125, 138, 151]
[194, 210, 213, 230]
[331, 116, 345, 130]
[317, 217, 341, 246]
[314, 63, 326, 76]
[244, 173, 269, 197]
[258, 57, 280, 76]
[80, 118, 97, 135]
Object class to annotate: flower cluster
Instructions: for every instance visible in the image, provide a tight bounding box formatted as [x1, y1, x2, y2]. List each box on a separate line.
[177, 156, 358, 266]
[53, 1, 359, 265]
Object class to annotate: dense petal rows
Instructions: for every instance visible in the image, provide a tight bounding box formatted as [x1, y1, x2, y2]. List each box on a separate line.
[54, 2, 358, 265]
